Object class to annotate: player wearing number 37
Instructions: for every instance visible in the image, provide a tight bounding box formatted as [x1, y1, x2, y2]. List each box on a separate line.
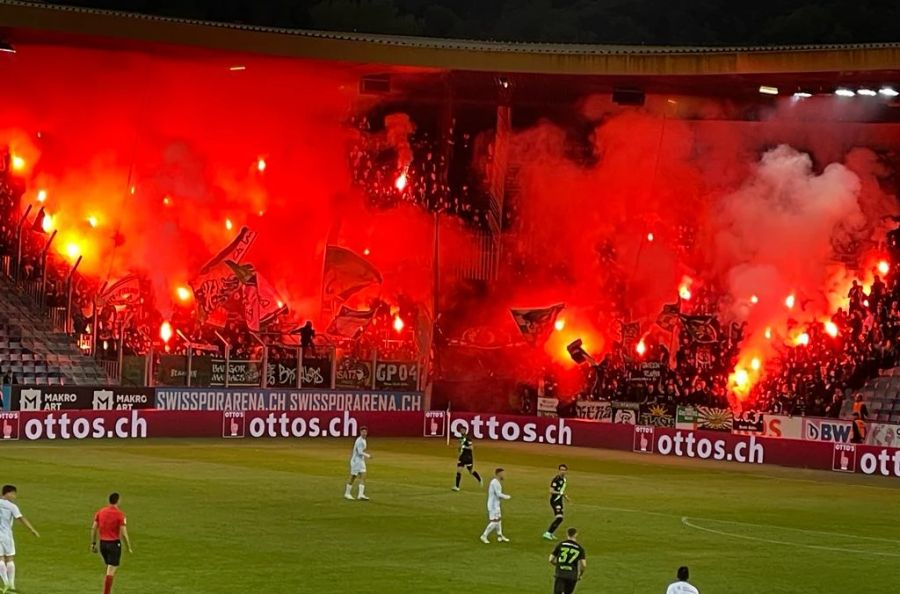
[548, 527, 586, 594]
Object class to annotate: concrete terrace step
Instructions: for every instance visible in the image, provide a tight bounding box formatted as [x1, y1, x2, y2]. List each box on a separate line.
[0, 276, 109, 385]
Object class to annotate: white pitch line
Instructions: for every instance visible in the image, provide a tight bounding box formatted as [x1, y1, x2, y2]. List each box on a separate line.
[681, 516, 900, 558]
[681, 515, 900, 545]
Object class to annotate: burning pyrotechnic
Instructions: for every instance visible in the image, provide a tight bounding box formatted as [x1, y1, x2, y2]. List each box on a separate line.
[393, 315, 404, 333]
[679, 286, 692, 301]
[750, 357, 761, 371]
[87, 216, 98, 228]
[159, 321, 173, 343]
[795, 332, 810, 347]
[162, 196, 171, 206]
[256, 158, 267, 172]
[175, 286, 191, 302]
[394, 172, 408, 191]
[10, 154, 25, 172]
[363, 248, 371, 256]
[878, 260, 890, 276]
[646, 232, 654, 242]
[65, 243, 80, 261]
[785, 294, 796, 309]
[554, 319, 566, 332]
[36, 189, 47, 203]
[225, 218, 233, 231]
[824, 320, 839, 337]
[635, 339, 647, 356]
[750, 294, 759, 304]
[764, 327, 772, 340]
[41, 212, 52, 232]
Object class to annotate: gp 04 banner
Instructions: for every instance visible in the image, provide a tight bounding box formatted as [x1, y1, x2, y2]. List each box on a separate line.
[11, 386, 155, 411]
[373, 361, 419, 391]
[154, 387, 423, 412]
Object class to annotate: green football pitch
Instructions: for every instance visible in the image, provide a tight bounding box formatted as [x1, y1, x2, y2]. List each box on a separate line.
[1, 438, 899, 594]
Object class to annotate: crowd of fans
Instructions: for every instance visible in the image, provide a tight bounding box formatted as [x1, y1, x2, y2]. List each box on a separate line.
[3, 143, 900, 417]
[574, 262, 900, 417]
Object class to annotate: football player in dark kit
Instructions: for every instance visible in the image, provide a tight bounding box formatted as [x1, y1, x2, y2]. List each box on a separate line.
[549, 527, 586, 594]
[451, 426, 483, 491]
[543, 464, 569, 540]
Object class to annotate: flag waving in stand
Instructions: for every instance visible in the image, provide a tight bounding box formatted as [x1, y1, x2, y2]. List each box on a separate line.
[190, 227, 258, 327]
[510, 303, 565, 346]
[323, 246, 383, 302]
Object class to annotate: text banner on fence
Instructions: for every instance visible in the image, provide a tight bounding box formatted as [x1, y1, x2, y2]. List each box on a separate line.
[0, 409, 423, 441]
[154, 387, 423, 412]
[3, 408, 900, 479]
[11, 386, 156, 411]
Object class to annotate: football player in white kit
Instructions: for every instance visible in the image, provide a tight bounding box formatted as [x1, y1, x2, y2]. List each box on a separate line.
[480, 468, 511, 544]
[0, 485, 40, 594]
[344, 427, 371, 501]
[666, 566, 700, 594]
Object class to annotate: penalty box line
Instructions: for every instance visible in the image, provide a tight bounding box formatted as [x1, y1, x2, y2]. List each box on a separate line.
[681, 516, 900, 558]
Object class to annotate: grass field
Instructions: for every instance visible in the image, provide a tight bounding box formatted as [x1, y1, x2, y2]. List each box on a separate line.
[1, 438, 899, 594]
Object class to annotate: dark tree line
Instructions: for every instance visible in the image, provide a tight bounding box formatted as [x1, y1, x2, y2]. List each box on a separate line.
[47, 0, 899, 45]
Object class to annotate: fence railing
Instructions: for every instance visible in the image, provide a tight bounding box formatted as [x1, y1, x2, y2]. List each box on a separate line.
[125, 347, 425, 392]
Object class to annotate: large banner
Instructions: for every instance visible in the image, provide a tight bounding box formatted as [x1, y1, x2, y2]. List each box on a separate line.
[373, 361, 419, 391]
[866, 422, 900, 447]
[611, 401, 639, 425]
[537, 397, 559, 418]
[11, 386, 155, 411]
[0, 409, 420, 442]
[210, 359, 263, 387]
[628, 362, 663, 383]
[156, 355, 213, 387]
[639, 403, 676, 427]
[696, 406, 734, 432]
[3, 407, 900, 479]
[802, 417, 854, 443]
[154, 387, 423, 412]
[335, 358, 373, 390]
[574, 400, 611, 422]
[264, 357, 333, 389]
[732, 413, 803, 440]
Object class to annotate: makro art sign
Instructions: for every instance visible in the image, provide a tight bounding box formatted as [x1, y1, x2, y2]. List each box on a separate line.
[11, 386, 155, 411]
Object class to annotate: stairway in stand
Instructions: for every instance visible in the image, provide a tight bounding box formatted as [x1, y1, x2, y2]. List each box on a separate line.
[0, 276, 107, 385]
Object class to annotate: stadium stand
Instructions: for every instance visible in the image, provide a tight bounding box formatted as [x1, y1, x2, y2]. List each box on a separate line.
[0, 274, 107, 385]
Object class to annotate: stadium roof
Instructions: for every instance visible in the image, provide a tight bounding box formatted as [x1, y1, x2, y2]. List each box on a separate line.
[1, 0, 899, 77]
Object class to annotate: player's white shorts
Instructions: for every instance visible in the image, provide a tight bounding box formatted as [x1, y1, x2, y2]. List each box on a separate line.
[0, 533, 15, 556]
[350, 459, 367, 475]
[487, 506, 502, 520]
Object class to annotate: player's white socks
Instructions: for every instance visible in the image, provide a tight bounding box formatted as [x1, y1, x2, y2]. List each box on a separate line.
[481, 521, 498, 538]
[0, 561, 8, 586]
[345, 484, 352, 496]
[496, 522, 504, 538]
[358, 484, 366, 497]
[5, 561, 13, 588]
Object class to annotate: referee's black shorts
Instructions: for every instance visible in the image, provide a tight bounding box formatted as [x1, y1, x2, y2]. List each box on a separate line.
[100, 540, 122, 567]
[553, 577, 578, 594]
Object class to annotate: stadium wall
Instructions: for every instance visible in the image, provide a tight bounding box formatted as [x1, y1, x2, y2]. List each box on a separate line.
[1, 408, 899, 480]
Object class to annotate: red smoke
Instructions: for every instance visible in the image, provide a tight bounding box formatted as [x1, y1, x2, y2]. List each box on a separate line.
[0, 42, 453, 320]
[2, 41, 899, 406]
